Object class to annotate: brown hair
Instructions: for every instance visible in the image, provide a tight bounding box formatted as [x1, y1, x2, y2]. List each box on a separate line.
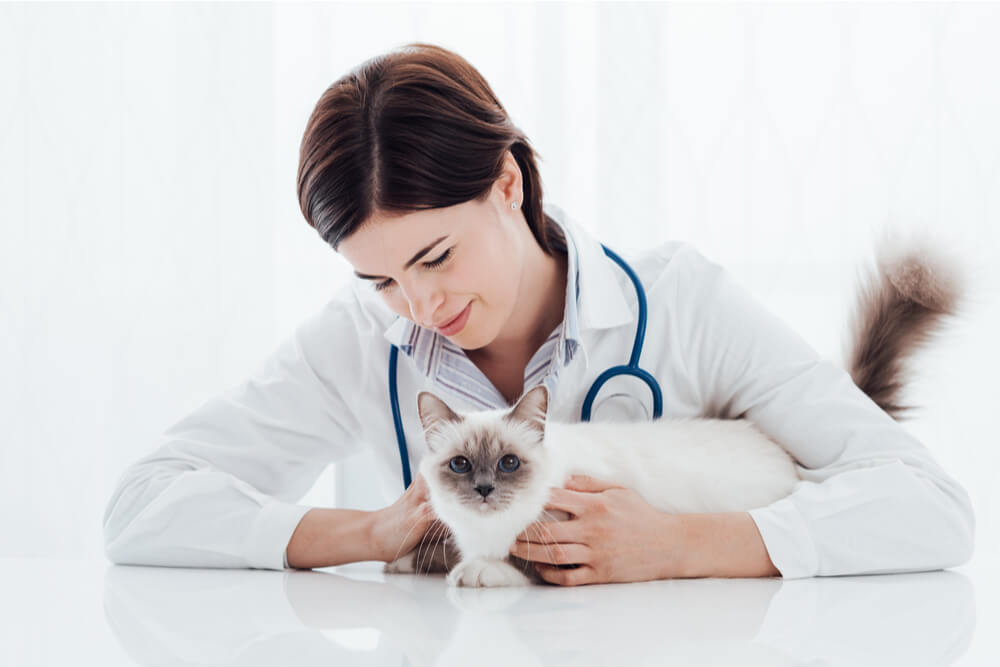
[296, 42, 564, 255]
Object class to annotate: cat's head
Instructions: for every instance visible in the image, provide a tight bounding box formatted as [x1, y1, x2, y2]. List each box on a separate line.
[416, 384, 552, 517]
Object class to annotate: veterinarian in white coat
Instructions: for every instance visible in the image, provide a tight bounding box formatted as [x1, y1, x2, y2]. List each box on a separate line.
[102, 200, 975, 580]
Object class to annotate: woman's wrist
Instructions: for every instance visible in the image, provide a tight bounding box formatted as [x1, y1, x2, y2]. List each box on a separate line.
[672, 511, 781, 579]
[286, 507, 382, 569]
[366, 506, 391, 562]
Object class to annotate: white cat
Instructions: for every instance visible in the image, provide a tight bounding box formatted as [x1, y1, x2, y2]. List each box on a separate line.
[413, 384, 800, 587]
[385, 239, 963, 587]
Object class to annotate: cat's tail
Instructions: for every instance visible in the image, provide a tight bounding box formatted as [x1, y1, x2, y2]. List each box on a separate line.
[844, 231, 965, 421]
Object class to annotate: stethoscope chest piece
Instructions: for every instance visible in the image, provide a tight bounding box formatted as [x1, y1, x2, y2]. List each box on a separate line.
[587, 375, 656, 423]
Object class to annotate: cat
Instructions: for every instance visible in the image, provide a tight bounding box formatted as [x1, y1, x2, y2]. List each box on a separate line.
[384, 237, 964, 587]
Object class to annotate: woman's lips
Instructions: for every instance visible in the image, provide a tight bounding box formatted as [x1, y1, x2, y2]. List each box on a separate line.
[436, 302, 471, 336]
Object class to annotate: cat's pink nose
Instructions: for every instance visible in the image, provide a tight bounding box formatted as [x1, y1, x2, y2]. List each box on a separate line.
[475, 484, 494, 498]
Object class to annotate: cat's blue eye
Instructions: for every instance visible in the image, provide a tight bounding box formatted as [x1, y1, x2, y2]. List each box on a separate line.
[498, 454, 520, 473]
[449, 456, 471, 474]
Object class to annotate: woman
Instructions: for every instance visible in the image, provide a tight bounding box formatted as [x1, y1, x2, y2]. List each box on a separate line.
[103, 43, 974, 585]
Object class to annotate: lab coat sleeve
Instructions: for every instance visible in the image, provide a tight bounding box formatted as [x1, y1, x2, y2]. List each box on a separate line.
[667, 244, 975, 578]
[103, 292, 367, 571]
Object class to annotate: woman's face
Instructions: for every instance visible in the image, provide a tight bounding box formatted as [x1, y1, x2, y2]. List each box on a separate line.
[338, 195, 526, 351]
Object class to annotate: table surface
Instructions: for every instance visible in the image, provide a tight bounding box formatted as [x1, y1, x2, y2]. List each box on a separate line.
[1, 556, 997, 666]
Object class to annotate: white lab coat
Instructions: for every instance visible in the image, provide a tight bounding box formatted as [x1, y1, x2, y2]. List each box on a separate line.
[103, 203, 975, 578]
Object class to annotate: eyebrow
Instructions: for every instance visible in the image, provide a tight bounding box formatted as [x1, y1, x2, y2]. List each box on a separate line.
[353, 235, 449, 280]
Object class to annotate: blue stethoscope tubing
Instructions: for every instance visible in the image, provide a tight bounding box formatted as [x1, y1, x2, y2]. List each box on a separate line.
[389, 243, 663, 489]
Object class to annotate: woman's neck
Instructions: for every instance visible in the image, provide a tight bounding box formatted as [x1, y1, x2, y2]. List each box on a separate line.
[469, 244, 568, 367]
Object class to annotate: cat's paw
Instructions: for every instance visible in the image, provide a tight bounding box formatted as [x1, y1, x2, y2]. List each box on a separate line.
[447, 558, 531, 588]
[383, 551, 417, 574]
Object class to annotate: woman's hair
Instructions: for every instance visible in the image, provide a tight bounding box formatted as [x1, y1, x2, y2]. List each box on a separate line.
[296, 42, 565, 256]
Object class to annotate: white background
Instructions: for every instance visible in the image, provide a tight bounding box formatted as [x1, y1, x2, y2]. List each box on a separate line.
[1, 2, 998, 661]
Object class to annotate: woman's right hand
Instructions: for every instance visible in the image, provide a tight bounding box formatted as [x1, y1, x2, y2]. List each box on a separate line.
[370, 472, 443, 563]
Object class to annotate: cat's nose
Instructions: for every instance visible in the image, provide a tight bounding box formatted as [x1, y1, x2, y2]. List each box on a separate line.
[475, 484, 494, 498]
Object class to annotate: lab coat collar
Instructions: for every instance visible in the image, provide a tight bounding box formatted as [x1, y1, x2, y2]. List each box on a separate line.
[550, 203, 634, 332]
[379, 202, 634, 359]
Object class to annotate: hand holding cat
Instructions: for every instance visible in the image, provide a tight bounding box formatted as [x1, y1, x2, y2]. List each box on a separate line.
[509, 474, 685, 586]
[371, 472, 444, 563]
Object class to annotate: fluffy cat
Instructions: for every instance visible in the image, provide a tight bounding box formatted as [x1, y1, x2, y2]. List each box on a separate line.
[384, 238, 964, 587]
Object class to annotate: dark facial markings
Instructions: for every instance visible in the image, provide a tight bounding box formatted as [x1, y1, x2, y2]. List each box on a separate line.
[435, 430, 535, 507]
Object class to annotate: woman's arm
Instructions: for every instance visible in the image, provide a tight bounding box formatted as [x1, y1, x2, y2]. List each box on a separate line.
[674, 512, 780, 578]
[104, 288, 366, 570]
[671, 244, 975, 578]
[286, 508, 378, 569]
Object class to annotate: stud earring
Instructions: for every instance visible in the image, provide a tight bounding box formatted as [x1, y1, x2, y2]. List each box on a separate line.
[511, 202, 518, 209]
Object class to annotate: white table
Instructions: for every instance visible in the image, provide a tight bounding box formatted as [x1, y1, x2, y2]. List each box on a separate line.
[1, 556, 994, 666]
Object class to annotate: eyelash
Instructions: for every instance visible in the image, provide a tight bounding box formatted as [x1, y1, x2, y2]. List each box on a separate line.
[374, 247, 453, 293]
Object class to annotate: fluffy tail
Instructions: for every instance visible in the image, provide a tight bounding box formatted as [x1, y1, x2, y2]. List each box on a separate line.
[845, 234, 965, 421]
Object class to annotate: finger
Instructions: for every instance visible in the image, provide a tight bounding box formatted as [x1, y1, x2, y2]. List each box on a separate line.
[544, 487, 597, 514]
[563, 474, 624, 493]
[515, 514, 585, 544]
[533, 563, 596, 587]
[509, 540, 590, 565]
[412, 474, 428, 494]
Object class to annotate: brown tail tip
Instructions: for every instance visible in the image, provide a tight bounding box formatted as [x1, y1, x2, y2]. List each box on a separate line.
[846, 231, 966, 421]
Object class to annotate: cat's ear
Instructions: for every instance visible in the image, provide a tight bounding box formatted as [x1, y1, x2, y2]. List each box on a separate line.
[417, 391, 462, 442]
[506, 384, 548, 436]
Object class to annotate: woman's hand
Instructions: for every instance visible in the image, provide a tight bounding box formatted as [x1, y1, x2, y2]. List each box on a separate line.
[370, 472, 443, 563]
[508, 474, 686, 586]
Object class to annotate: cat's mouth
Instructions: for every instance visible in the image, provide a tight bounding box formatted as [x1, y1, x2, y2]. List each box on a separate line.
[472, 496, 500, 512]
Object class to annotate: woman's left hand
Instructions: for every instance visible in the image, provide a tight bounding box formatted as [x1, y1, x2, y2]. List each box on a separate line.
[509, 474, 686, 586]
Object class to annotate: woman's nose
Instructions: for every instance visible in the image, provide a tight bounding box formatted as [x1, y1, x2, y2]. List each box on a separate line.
[404, 281, 444, 328]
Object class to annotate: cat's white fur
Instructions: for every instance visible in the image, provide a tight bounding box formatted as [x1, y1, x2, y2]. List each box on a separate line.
[411, 385, 799, 587]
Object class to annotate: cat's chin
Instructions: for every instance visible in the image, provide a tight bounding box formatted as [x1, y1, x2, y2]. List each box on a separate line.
[474, 499, 500, 513]
[457, 498, 507, 516]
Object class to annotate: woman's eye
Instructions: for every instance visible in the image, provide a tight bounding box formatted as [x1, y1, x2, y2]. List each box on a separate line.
[423, 247, 452, 268]
[498, 454, 520, 473]
[372, 247, 453, 293]
[449, 456, 471, 474]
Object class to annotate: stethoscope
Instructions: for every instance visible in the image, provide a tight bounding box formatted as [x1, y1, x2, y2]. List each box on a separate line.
[389, 244, 663, 489]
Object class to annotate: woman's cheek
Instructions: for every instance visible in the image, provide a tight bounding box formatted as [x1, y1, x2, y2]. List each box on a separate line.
[382, 291, 410, 319]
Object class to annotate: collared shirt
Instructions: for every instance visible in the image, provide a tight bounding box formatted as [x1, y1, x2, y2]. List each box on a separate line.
[104, 202, 974, 579]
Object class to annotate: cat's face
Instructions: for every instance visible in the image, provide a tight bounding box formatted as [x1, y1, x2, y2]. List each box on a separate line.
[417, 384, 550, 516]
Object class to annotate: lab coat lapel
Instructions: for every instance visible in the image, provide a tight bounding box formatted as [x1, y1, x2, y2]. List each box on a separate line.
[544, 203, 635, 374]
[382, 313, 410, 350]
[551, 206, 634, 332]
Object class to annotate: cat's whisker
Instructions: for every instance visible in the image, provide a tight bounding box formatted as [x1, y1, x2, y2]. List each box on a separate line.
[533, 519, 570, 564]
[539, 509, 561, 523]
[426, 520, 449, 573]
[390, 514, 425, 565]
[415, 519, 435, 573]
[414, 521, 431, 573]
[417, 519, 445, 573]
[528, 521, 559, 566]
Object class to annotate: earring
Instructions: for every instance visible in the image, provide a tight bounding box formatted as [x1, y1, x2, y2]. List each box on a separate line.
[511, 202, 518, 209]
